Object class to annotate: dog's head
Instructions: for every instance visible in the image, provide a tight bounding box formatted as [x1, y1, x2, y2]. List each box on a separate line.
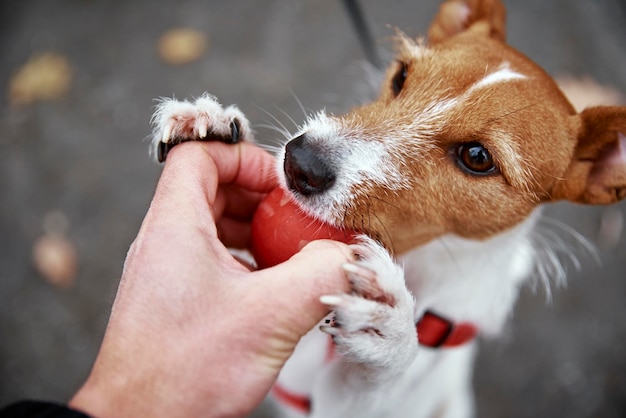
[278, 0, 626, 254]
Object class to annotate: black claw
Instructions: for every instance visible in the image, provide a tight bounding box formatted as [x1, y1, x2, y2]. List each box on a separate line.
[229, 119, 241, 144]
[158, 118, 241, 163]
[157, 142, 168, 163]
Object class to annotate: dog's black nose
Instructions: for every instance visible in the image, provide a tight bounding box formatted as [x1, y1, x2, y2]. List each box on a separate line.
[284, 134, 336, 195]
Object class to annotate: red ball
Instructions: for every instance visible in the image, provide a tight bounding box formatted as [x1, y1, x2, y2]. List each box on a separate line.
[250, 187, 357, 269]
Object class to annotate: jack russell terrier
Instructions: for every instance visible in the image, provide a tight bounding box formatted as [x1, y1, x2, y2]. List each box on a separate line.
[149, 0, 626, 416]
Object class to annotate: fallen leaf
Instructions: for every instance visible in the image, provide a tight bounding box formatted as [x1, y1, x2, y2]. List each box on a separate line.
[158, 28, 208, 65]
[9, 52, 72, 106]
[32, 234, 78, 289]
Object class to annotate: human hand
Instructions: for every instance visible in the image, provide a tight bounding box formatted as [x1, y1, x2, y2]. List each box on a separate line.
[69, 141, 352, 417]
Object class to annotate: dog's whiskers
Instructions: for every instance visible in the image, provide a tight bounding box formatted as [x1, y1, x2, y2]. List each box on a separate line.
[255, 142, 284, 155]
[288, 89, 310, 122]
[530, 216, 598, 301]
[485, 103, 539, 125]
[255, 105, 295, 137]
[371, 211, 394, 254]
[273, 104, 301, 131]
[255, 122, 291, 139]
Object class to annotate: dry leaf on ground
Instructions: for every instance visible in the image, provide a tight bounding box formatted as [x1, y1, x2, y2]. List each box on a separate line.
[158, 28, 208, 65]
[9, 52, 72, 106]
[32, 234, 78, 289]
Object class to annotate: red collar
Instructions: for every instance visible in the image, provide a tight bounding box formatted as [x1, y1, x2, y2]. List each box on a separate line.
[416, 310, 478, 348]
[273, 310, 478, 414]
[272, 382, 311, 414]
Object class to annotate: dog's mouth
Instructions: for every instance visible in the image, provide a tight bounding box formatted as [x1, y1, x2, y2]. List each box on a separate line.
[282, 140, 384, 245]
[281, 123, 408, 252]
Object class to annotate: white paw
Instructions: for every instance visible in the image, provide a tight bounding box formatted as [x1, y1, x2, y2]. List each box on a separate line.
[149, 93, 252, 162]
[320, 238, 417, 376]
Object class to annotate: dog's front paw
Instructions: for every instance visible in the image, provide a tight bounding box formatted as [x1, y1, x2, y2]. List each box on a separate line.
[320, 238, 417, 377]
[150, 93, 252, 162]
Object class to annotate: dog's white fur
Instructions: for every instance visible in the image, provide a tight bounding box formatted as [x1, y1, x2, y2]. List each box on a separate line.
[150, 1, 626, 416]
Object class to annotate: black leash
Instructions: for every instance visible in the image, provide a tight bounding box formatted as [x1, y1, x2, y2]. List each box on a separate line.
[341, 0, 384, 70]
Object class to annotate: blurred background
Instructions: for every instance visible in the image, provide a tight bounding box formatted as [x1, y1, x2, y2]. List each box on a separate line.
[1, 0, 625, 417]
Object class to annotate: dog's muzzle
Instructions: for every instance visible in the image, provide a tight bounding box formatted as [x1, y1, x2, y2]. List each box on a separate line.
[284, 133, 336, 196]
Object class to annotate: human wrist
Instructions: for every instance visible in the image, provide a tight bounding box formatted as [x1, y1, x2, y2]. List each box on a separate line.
[69, 355, 254, 418]
[69, 370, 146, 418]
[69, 363, 187, 418]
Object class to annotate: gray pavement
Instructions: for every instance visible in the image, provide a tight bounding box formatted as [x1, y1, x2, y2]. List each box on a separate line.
[1, 1, 625, 417]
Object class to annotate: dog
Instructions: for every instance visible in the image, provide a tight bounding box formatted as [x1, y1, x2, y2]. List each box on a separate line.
[150, 0, 626, 416]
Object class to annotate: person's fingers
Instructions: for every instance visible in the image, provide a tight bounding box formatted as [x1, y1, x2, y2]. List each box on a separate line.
[164, 141, 277, 195]
[213, 186, 266, 222]
[251, 240, 353, 335]
[148, 141, 277, 232]
[204, 141, 278, 193]
[216, 217, 251, 249]
[149, 143, 222, 229]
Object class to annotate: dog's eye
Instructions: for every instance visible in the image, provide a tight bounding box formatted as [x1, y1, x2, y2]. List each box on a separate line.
[455, 142, 497, 175]
[392, 61, 408, 96]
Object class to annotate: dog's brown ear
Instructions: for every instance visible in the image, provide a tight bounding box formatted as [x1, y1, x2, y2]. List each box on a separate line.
[428, 0, 506, 44]
[552, 106, 626, 205]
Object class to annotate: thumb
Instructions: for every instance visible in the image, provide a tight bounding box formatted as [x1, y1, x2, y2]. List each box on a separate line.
[253, 240, 352, 337]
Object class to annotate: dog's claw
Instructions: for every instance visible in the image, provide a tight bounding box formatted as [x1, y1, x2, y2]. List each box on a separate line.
[161, 122, 173, 143]
[320, 295, 343, 306]
[198, 117, 208, 139]
[343, 263, 377, 282]
[342, 262, 396, 307]
[157, 142, 168, 163]
[320, 325, 340, 336]
[151, 95, 252, 163]
[229, 118, 240, 143]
